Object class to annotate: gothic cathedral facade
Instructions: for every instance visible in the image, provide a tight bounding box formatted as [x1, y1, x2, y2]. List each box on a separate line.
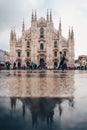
[10, 10, 74, 68]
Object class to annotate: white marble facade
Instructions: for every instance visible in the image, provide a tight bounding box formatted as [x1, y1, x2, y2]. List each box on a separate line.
[9, 10, 75, 68]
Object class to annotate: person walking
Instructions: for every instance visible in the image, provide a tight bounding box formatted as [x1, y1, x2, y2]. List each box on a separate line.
[62, 52, 67, 70]
[13, 62, 16, 70]
[59, 51, 66, 71]
[59, 51, 63, 70]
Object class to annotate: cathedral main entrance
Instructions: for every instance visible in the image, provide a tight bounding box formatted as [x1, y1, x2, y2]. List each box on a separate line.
[38, 54, 46, 68]
[54, 62, 58, 68]
[17, 62, 21, 69]
[39, 59, 45, 68]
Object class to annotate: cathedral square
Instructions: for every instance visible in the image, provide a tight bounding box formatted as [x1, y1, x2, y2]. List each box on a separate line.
[1, 0, 87, 129]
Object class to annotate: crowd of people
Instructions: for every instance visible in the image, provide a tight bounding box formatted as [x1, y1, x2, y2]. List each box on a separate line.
[2, 51, 87, 71]
[4, 51, 67, 71]
[12, 61, 47, 70]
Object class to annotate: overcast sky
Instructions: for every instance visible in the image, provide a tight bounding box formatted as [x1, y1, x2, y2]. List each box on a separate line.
[0, 0, 87, 59]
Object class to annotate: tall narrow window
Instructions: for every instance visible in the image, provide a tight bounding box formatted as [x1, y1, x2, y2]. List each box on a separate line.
[27, 52, 30, 57]
[40, 44, 44, 50]
[40, 28, 44, 38]
[54, 51, 57, 57]
[54, 41, 57, 47]
[27, 41, 30, 48]
[18, 52, 21, 57]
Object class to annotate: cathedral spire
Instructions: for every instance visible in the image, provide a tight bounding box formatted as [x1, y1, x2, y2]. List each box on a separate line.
[47, 9, 49, 21]
[50, 9, 52, 22]
[59, 18, 62, 37]
[13, 27, 17, 41]
[59, 18, 62, 31]
[22, 18, 25, 34]
[10, 27, 13, 41]
[35, 9, 37, 21]
[68, 26, 71, 39]
[31, 9, 34, 21]
[71, 27, 74, 40]
[58, 30, 59, 40]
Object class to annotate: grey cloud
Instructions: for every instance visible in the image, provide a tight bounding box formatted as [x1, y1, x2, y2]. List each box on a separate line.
[0, 0, 87, 59]
[0, 1, 20, 29]
[0, 0, 32, 30]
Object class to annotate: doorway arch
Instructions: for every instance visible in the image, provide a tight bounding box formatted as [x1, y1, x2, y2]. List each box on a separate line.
[54, 62, 58, 68]
[40, 58, 44, 67]
[17, 62, 21, 69]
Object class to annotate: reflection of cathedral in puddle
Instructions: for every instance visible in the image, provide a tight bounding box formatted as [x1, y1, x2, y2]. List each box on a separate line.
[7, 71, 75, 97]
[37, 71, 75, 97]
[10, 97, 74, 128]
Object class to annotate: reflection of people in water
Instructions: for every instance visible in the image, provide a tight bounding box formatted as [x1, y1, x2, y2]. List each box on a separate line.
[22, 103, 25, 119]
[32, 111, 38, 128]
[29, 98, 39, 128]
[46, 110, 54, 126]
[10, 97, 16, 111]
[58, 99, 63, 117]
[69, 96, 74, 108]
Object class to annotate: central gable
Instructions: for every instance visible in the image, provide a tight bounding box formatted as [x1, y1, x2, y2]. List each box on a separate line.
[37, 17, 47, 27]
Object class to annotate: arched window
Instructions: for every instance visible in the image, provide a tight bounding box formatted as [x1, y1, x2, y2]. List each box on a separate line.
[18, 52, 21, 57]
[40, 28, 44, 38]
[27, 52, 30, 57]
[40, 44, 44, 50]
[27, 41, 30, 48]
[54, 51, 57, 57]
[54, 41, 57, 47]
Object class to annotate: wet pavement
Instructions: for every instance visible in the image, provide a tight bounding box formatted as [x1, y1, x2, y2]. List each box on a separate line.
[0, 70, 87, 130]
